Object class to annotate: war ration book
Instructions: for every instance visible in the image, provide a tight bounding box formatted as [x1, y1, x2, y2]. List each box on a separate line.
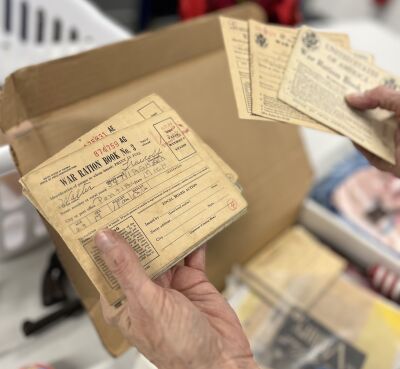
[279, 26, 400, 164]
[21, 95, 239, 220]
[32, 94, 238, 184]
[248, 21, 374, 132]
[220, 16, 275, 121]
[21, 109, 247, 306]
[220, 16, 350, 125]
[248, 20, 351, 133]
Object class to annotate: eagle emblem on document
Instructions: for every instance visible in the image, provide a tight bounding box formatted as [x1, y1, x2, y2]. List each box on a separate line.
[255, 33, 268, 48]
[383, 77, 398, 91]
[302, 31, 320, 52]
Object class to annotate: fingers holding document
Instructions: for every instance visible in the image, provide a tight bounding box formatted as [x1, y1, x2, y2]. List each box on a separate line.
[346, 86, 400, 118]
[346, 86, 400, 177]
[220, 17, 400, 166]
[95, 229, 159, 307]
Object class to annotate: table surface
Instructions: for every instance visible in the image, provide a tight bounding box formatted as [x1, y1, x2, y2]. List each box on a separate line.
[1, 17, 400, 369]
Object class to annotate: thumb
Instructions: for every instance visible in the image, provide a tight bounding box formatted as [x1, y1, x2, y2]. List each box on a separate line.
[95, 229, 159, 306]
[346, 86, 400, 114]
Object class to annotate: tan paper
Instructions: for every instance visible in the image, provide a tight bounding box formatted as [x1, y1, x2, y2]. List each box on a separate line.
[220, 17, 357, 132]
[279, 27, 398, 164]
[230, 276, 400, 369]
[22, 95, 239, 219]
[249, 20, 350, 132]
[22, 110, 247, 305]
[242, 226, 345, 309]
[353, 50, 375, 63]
[220, 17, 275, 121]
[34, 94, 238, 184]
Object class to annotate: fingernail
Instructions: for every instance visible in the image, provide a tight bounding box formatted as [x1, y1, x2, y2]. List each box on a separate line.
[95, 230, 117, 251]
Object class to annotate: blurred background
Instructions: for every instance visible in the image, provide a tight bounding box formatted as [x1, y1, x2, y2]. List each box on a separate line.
[1, 1, 400, 369]
[78, 0, 400, 33]
[2, 0, 400, 85]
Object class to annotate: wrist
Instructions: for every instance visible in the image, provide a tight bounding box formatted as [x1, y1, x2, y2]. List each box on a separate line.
[156, 354, 259, 369]
[210, 356, 259, 369]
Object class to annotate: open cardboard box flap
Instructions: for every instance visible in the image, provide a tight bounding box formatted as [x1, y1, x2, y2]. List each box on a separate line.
[0, 3, 312, 356]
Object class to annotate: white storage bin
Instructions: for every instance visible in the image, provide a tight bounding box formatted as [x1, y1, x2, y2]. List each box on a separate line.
[0, 0, 131, 82]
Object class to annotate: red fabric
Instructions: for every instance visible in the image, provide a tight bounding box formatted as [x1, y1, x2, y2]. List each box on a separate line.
[179, 0, 207, 19]
[375, 0, 389, 5]
[179, 0, 302, 25]
[257, 0, 301, 25]
[208, 0, 236, 11]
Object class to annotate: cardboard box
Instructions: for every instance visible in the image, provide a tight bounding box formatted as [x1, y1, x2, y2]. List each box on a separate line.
[0, 133, 21, 195]
[0, 3, 313, 356]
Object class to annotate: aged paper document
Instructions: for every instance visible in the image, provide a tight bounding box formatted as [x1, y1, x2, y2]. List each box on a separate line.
[228, 227, 400, 369]
[249, 20, 351, 132]
[34, 94, 238, 184]
[279, 27, 398, 164]
[22, 110, 247, 305]
[353, 50, 374, 63]
[23, 95, 239, 217]
[22, 95, 239, 227]
[220, 17, 274, 121]
[242, 226, 345, 309]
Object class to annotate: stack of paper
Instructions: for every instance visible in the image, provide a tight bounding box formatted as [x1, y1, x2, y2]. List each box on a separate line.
[225, 226, 400, 369]
[221, 17, 399, 164]
[21, 94, 247, 306]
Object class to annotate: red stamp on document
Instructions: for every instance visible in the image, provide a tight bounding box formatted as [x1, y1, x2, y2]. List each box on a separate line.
[227, 198, 238, 211]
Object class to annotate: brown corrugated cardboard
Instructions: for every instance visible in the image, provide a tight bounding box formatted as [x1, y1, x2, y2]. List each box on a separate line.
[0, 3, 312, 356]
[0, 131, 20, 194]
[0, 131, 5, 146]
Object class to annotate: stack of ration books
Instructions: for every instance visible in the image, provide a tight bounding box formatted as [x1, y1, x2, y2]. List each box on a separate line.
[20, 94, 247, 306]
[220, 17, 400, 164]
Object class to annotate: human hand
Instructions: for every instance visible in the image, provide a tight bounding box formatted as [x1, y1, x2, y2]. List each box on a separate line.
[95, 229, 258, 369]
[346, 86, 400, 177]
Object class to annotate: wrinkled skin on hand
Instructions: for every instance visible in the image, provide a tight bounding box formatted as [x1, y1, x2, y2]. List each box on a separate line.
[95, 229, 259, 369]
[346, 86, 400, 177]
